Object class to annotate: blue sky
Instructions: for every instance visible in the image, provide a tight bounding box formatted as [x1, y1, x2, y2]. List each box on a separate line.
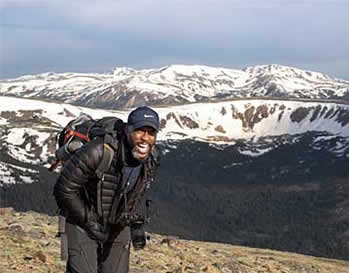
[1, 0, 349, 80]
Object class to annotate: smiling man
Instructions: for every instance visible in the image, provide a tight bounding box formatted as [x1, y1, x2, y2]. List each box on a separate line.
[54, 106, 160, 273]
[127, 106, 158, 161]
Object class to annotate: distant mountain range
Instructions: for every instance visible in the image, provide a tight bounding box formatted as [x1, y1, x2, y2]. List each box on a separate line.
[1, 95, 349, 184]
[1, 64, 349, 260]
[1, 64, 349, 109]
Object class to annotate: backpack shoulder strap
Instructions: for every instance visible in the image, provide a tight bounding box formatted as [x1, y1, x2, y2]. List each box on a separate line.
[95, 141, 116, 221]
[95, 142, 115, 180]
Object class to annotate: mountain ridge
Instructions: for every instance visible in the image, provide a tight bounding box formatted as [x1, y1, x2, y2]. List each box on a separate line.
[1, 64, 349, 110]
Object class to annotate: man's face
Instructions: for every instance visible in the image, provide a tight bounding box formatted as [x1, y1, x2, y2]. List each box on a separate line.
[129, 126, 157, 160]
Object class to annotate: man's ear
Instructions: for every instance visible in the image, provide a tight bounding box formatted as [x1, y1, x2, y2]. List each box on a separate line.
[125, 125, 134, 147]
[125, 125, 131, 135]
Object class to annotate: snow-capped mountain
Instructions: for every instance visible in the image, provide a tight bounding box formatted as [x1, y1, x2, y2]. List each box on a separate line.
[1, 64, 349, 110]
[1, 95, 349, 186]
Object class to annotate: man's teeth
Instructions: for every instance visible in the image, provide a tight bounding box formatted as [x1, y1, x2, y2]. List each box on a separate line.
[137, 143, 149, 153]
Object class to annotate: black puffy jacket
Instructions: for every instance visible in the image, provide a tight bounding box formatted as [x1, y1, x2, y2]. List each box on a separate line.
[53, 135, 159, 228]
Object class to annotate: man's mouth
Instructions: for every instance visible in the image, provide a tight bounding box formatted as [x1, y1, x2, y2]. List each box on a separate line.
[135, 143, 150, 155]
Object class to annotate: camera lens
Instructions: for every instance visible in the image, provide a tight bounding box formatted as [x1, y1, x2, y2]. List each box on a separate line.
[131, 220, 146, 250]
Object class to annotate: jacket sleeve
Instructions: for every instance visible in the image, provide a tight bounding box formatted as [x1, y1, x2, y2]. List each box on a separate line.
[53, 139, 104, 225]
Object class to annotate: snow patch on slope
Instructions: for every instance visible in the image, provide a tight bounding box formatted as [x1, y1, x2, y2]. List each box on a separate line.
[2, 96, 349, 143]
[0, 162, 38, 185]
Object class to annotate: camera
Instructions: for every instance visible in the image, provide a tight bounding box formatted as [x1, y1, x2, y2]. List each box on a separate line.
[130, 219, 146, 250]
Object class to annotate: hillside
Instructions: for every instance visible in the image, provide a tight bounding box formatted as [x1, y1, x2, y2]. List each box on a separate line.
[2, 137, 349, 260]
[1, 208, 349, 273]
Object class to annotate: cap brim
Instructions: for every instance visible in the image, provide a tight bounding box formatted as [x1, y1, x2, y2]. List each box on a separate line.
[130, 121, 158, 132]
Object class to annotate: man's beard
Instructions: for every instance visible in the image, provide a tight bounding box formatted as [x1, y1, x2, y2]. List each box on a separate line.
[131, 145, 150, 162]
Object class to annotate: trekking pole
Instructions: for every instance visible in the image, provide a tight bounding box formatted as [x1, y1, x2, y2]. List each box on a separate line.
[145, 199, 152, 224]
[58, 215, 68, 261]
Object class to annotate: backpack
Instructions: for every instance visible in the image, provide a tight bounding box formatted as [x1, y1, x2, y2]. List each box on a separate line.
[49, 113, 124, 172]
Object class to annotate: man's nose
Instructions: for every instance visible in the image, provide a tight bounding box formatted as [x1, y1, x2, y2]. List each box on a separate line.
[141, 131, 150, 140]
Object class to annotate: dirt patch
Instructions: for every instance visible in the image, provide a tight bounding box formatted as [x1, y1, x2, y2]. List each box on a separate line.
[63, 108, 76, 118]
[215, 125, 226, 134]
[220, 107, 227, 115]
[290, 107, 312, 123]
[231, 105, 272, 131]
[179, 115, 199, 129]
[336, 108, 349, 126]
[166, 112, 183, 129]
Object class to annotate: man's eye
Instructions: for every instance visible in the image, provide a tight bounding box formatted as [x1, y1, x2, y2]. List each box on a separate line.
[134, 127, 156, 137]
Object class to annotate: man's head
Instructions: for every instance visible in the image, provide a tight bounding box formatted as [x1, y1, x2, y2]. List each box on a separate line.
[126, 106, 160, 161]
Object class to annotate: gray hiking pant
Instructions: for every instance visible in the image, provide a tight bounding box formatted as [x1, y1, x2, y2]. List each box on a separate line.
[65, 222, 131, 273]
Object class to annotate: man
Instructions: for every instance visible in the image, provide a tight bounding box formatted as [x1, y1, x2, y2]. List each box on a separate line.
[53, 106, 160, 273]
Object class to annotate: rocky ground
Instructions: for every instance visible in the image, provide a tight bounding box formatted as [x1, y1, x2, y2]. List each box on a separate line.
[1, 207, 349, 273]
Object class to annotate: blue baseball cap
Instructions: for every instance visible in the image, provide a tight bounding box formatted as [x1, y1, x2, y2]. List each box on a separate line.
[127, 106, 160, 132]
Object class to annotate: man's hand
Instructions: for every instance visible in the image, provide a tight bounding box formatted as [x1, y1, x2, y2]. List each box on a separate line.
[84, 221, 106, 242]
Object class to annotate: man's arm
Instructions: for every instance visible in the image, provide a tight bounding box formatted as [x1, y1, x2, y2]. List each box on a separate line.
[53, 140, 104, 226]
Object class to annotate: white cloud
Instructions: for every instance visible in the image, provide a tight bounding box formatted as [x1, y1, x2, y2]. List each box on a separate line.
[3, 0, 348, 40]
